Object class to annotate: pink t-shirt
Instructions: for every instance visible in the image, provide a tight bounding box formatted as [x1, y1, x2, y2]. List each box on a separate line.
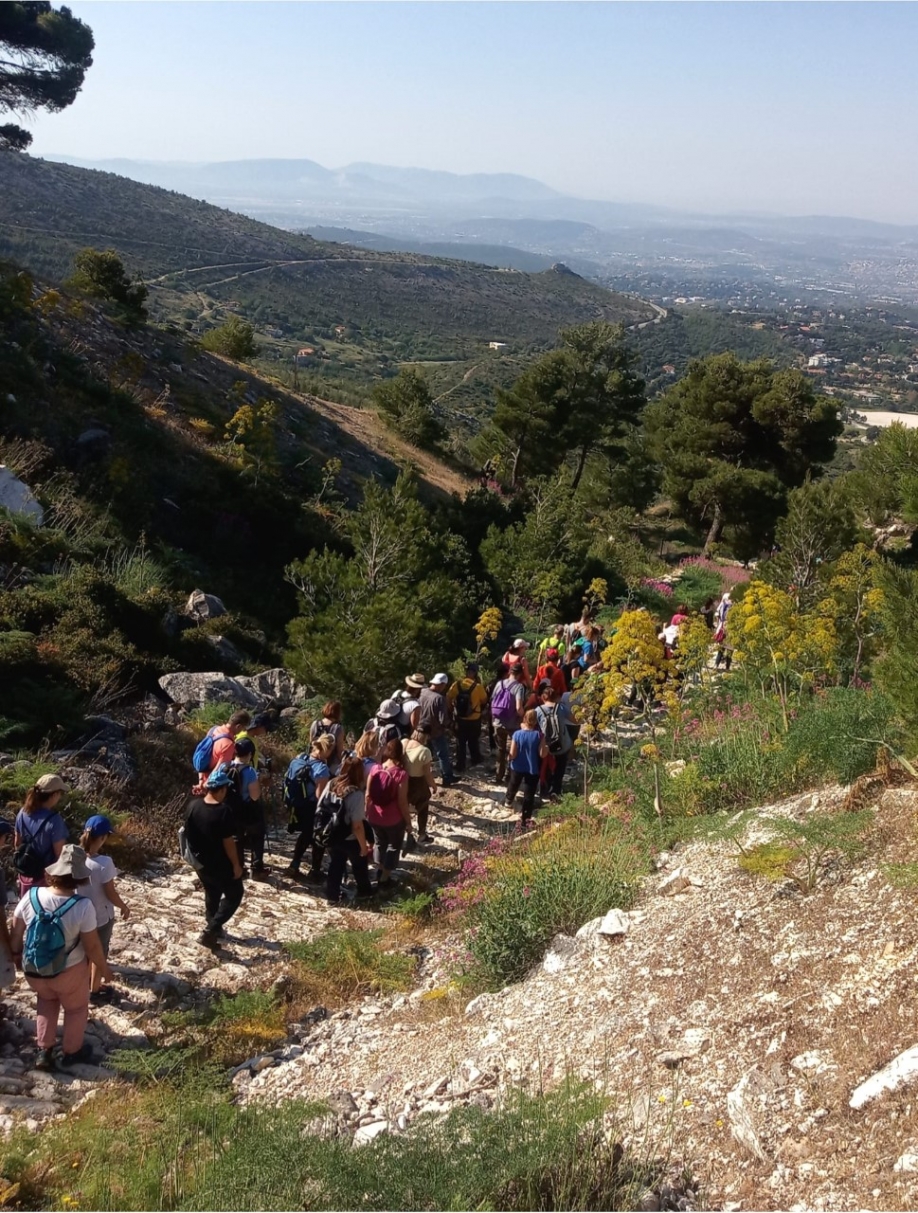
[209, 727, 236, 772]
[365, 764, 407, 828]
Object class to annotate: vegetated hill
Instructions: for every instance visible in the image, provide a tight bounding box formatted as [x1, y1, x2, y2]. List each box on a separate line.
[0, 153, 652, 363]
[306, 226, 557, 273]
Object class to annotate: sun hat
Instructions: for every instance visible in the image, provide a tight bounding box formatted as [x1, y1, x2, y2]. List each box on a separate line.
[511, 639, 529, 651]
[405, 672, 427, 690]
[430, 673, 449, 686]
[84, 814, 115, 837]
[205, 763, 234, 790]
[46, 843, 90, 881]
[35, 774, 67, 794]
[377, 698, 403, 721]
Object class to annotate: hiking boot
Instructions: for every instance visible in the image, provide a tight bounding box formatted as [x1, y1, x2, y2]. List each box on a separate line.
[198, 928, 220, 949]
[417, 833, 433, 845]
[303, 867, 325, 884]
[34, 1048, 54, 1072]
[59, 1043, 94, 1068]
[251, 866, 271, 882]
[282, 864, 301, 879]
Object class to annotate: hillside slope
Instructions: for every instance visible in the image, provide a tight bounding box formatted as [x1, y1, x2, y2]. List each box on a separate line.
[0, 153, 652, 360]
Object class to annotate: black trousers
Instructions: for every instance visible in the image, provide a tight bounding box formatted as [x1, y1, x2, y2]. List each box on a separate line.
[455, 718, 482, 771]
[237, 824, 266, 870]
[200, 871, 244, 932]
[326, 839, 373, 902]
[544, 751, 570, 797]
[506, 770, 539, 821]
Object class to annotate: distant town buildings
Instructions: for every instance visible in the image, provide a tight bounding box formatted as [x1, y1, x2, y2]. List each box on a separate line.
[808, 353, 829, 368]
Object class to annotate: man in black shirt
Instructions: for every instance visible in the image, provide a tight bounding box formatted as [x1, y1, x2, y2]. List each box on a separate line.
[184, 764, 245, 949]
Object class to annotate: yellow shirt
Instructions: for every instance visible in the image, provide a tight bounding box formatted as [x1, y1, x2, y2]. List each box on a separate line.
[447, 678, 489, 721]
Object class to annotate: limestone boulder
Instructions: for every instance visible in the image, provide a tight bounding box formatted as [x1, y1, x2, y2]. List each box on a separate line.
[184, 589, 227, 621]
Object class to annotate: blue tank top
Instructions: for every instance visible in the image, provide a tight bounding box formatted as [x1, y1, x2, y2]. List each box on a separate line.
[510, 729, 541, 776]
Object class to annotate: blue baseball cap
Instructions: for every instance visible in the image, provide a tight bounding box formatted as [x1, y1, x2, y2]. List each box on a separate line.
[205, 763, 234, 790]
[84, 814, 115, 837]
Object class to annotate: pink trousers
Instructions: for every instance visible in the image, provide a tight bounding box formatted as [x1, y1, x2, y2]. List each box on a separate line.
[25, 959, 90, 1053]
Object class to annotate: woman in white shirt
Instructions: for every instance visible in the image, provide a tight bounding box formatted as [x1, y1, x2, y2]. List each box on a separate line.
[80, 814, 130, 1005]
[10, 844, 113, 1071]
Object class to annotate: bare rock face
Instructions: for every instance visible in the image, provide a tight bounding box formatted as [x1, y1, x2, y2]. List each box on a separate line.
[850, 1044, 918, 1110]
[157, 667, 307, 710]
[0, 465, 44, 525]
[184, 589, 227, 621]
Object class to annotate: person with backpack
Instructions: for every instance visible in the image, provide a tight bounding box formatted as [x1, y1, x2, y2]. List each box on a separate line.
[309, 702, 345, 772]
[402, 726, 437, 844]
[391, 673, 426, 734]
[447, 662, 488, 774]
[367, 698, 408, 746]
[9, 844, 113, 1070]
[317, 755, 374, 906]
[536, 685, 577, 802]
[535, 648, 567, 698]
[501, 639, 532, 687]
[192, 710, 252, 785]
[234, 712, 274, 772]
[283, 734, 335, 882]
[537, 622, 567, 668]
[79, 815, 130, 1006]
[365, 739, 413, 890]
[230, 738, 268, 881]
[183, 765, 245, 949]
[714, 591, 734, 670]
[419, 674, 455, 788]
[13, 775, 70, 898]
[506, 710, 549, 827]
[490, 664, 527, 783]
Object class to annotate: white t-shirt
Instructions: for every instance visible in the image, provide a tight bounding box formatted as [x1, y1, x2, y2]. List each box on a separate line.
[86, 854, 119, 928]
[14, 889, 97, 968]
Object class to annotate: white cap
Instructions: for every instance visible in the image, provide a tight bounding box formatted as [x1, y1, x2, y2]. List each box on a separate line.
[512, 639, 529, 651]
[431, 672, 449, 686]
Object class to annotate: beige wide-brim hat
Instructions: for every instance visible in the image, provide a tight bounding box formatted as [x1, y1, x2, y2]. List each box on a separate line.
[45, 843, 90, 882]
[405, 673, 427, 690]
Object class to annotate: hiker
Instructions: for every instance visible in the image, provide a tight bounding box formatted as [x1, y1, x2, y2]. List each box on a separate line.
[561, 646, 583, 693]
[669, 603, 690, 628]
[484, 660, 507, 756]
[567, 609, 592, 646]
[575, 625, 603, 672]
[79, 815, 130, 1006]
[0, 821, 15, 993]
[369, 698, 408, 745]
[490, 664, 527, 782]
[403, 726, 437, 844]
[231, 738, 269, 881]
[392, 672, 426, 734]
[283, 734, 335, 881]
[701, 596, 716, 630]
[447, 661, 488, 773]
[10, 844, 113, 1070]
[355, 727, 380, 773]
[419, 674, 456, 787]
[183, 765, 245, 948]
[501, 639, 532, 687]
[535, 647, 567, 698]
[13, 775, 69, 898]
[536, 686, 577, 801]
[235, 711, 273, 771]
[537, 621, 567, 667]
[193, 710, 252, 783]
[506, 710, 549, 827]
[660, 621, 681, 658]
[309, 701, 345, 771]
[366, 739, 413, 890]
[321, 755, 374, 905]
[714, 592, 733, 670]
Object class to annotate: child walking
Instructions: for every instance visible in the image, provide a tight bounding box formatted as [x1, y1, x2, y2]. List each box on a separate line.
[80, 815, 130, 1004]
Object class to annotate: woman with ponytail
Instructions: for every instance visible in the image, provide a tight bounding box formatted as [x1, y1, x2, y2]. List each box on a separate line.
[323, 754, 374, 905]
[13, 775, 69, 898]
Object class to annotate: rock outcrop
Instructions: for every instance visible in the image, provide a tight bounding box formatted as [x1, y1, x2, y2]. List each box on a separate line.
[157, 667, 308, 710]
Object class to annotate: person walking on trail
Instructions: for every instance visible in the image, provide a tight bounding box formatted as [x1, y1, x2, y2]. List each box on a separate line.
[502, 639, 532, 687]
[0, 821, 16, 993]
[14, 774, 69, 899]
[195, 710, 252, 783]
[419, 674, 456, 788]
[714, 591, 733, 670]
[536, 686, 577, 802]
[183, 765, 245, 949]
[79, 815, 130, 1006]
[402, 726, 437, 844]
[322, 755, 374, 906]
[701, 596, 716, 631]
[366, 739, 413, 891]
[392, 673, 426, 734]
[506, 710, 549, 827]
[537, 622, 567, 668]
[309, 701, 346, 772]
[10, 844, 113, 1070]
[490, 664, 527, 783]
[283, 734, 335, 882]
[368, 698, 408, 745]
[448, 662, 488, 774]
[235, 712, 274, 772]
[231, 738, 269, 881]
[535, 647, 567, 698]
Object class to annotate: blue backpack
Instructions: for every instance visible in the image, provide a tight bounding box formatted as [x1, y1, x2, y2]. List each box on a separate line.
[192, 725, 231, 774]
[23, 889, 81, 977]
[284, 753, 320, 830]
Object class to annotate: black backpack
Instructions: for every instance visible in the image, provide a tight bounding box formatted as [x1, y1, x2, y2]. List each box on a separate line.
[14, 816, 54, 880]
[540, 705, 568, 756]
[312, 787, 350, 849]
[454, 680, 475, 718]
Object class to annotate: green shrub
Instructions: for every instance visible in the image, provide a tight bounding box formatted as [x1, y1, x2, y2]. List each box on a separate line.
[201, 316, 258, 361]
[286, 928, 416, 1004]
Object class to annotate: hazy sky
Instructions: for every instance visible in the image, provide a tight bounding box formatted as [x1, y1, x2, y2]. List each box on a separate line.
[24, 2, 918, 223]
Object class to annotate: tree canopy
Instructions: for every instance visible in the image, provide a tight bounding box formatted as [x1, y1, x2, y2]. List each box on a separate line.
[0, 2, 94, 150]
[643, 353, 841, 557]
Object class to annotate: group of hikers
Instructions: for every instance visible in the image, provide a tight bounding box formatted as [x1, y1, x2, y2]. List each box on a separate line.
[0, 593, 734, 1070]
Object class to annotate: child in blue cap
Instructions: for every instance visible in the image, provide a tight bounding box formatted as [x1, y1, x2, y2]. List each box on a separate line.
[79, 815, 131, 1005]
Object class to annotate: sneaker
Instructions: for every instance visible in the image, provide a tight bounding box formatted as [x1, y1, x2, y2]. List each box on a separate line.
[417, 834, 433, 845]
[251, 867, 271, 882]
[58, 1043, 94, 1068]
[35, 1048, 54, 1072]
[198, 928, 220, 949]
